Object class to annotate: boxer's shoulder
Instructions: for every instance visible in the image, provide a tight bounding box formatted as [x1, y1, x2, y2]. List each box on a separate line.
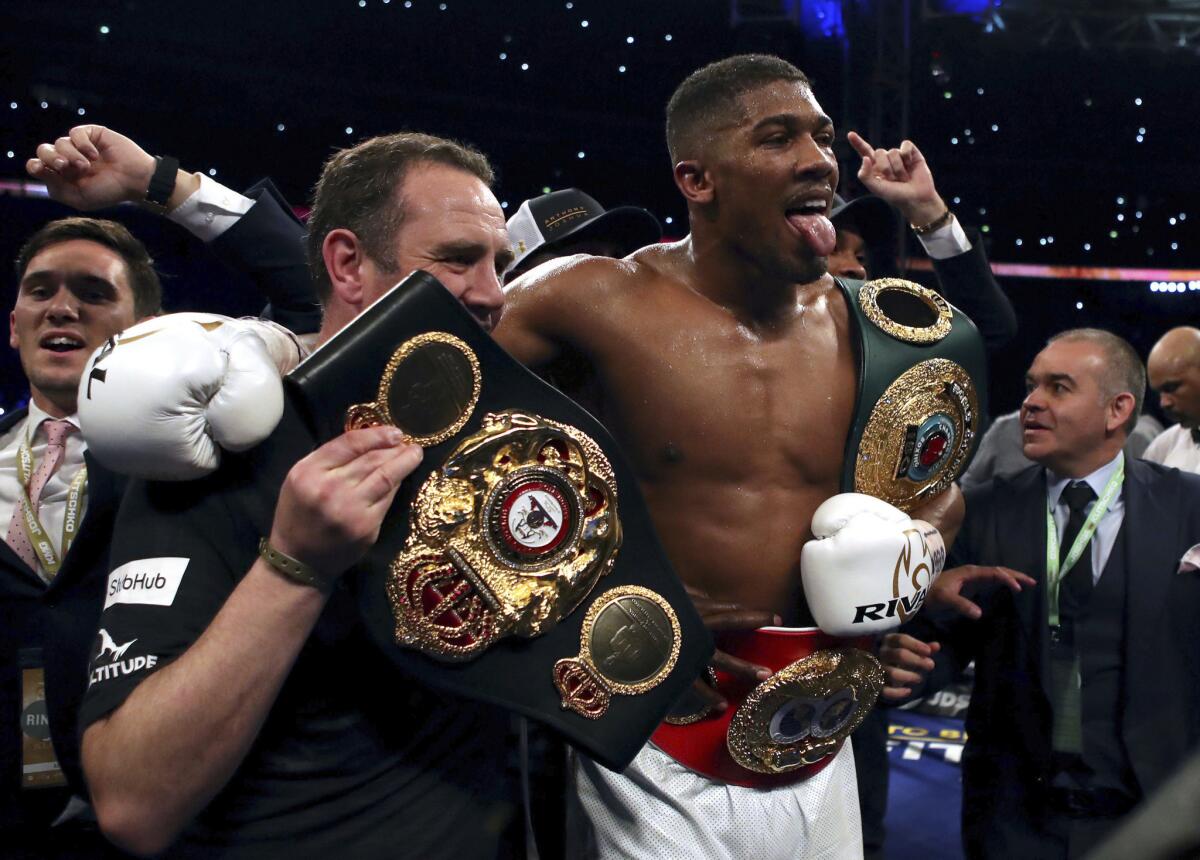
[510, 252, 637, 293]
[505, 251, 664, 322]
[802, 274, 853, 325]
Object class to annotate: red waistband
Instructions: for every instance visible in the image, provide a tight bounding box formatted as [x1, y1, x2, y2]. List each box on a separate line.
[651, 627, 874, 788]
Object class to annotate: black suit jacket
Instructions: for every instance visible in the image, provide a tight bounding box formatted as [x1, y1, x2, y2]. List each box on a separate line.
[906, 457, 1200, 858]
[0, 407, 127, 846]
[0, 180, 316, 851]
[930, 237, 1017, 352]
[216, 178, 321, 335]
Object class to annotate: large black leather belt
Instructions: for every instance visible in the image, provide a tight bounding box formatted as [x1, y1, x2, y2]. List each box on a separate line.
[281, 271, 712, 772]
[836, 277, 988, 511]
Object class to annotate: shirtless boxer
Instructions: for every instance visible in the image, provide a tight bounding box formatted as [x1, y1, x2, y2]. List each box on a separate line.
[492, 54, 963, 858]
[73, 55, 965, 858]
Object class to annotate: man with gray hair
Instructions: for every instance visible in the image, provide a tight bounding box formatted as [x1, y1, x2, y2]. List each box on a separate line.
[879, 327, 1200, 859]
[962, 328, 1162, 488]
[1143, 326, 1200, 472]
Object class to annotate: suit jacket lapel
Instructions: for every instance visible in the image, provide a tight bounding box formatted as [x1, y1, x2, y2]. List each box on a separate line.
[45, 452, 123, 595]
[0, 538, 45, 590]
[0, 407, 48, 590]
[1122, 460, 1175, 665]
[1001, 466, 1051, 696]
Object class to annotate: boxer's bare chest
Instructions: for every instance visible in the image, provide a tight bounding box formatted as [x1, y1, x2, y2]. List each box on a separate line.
[564, 276, 857, 611]
[587, 281, 856, 492]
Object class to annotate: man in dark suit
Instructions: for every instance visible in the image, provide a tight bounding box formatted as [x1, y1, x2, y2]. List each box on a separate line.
[1, 216, 156, 856]
[3, 134, 315, 855]
[880, 327, 1200, 859]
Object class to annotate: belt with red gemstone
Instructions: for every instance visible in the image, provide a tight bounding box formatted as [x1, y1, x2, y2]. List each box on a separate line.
[651, 627, 884, 788]
[835, 276, 987, 513]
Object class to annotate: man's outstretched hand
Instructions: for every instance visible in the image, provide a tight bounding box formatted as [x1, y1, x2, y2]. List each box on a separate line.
[879, 633, 940, 701]
[929, 564, 1036, 620]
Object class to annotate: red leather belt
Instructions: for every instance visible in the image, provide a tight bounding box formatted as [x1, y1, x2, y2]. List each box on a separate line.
[651, 627, 884, 788]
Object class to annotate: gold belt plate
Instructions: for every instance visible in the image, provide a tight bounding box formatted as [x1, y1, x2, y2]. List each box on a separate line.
[387, 409, 621, 661]
[854, 358, 979, 511]
[726, 648, 884, 774]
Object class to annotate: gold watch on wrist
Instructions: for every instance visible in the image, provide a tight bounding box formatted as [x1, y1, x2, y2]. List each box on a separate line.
[910, 206, 954, 236]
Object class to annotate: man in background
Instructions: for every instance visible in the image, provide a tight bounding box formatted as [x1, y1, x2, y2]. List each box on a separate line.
[881, 328, 1200, 859]
[503, 187, 660, 283]
[1143, 326, 1200, 471]
[2, 124, 314, 857]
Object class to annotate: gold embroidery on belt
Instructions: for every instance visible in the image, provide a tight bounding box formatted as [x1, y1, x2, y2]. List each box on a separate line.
[387, 410, 621, 660]
[726, 648, 884, 774]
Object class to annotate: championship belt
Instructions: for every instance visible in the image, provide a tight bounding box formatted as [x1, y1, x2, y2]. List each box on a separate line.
[283, 271, 712, 772]
[837, 277, 988, 510]
[651, 628, 883, 788]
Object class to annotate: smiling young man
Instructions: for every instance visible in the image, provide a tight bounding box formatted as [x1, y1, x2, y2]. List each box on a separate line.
[9, 220, 158, 419]
[1, 218, 157, 855]
[494, 54, 965, 859]
[880, 329, 1200, 859]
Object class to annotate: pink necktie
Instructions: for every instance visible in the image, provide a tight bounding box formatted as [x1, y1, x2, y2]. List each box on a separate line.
[6, 419, 75, 572]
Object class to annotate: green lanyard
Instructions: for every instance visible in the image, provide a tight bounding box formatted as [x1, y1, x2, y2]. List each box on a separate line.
[14, 425, 88, 580]
[1045, 461, 1124, 627]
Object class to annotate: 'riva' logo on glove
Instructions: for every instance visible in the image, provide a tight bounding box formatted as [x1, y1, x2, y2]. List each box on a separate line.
[851, 522, 945, 624]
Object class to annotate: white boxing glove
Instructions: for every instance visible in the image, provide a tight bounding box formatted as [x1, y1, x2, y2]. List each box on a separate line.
[800, 493, 946, 636]
[77, 313, 306, 480]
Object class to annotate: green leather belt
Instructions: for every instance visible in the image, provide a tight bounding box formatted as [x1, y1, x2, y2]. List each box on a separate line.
[836, 277, 988, 512]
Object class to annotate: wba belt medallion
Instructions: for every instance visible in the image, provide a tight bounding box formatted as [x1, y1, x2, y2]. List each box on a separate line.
[388, 409, 621, 660]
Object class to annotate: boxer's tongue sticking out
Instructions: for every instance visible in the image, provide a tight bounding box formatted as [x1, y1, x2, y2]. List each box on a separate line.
[786, 205, 836, 257]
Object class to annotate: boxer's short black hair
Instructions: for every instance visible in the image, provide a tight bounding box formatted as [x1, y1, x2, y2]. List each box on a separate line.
[1049, 327, 1146, 434]
[306, 132, 496, 303]
[666, 54, 811, 164]
[15, 217, 162, 318]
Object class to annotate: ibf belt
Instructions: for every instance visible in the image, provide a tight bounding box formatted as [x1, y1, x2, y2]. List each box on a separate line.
[837, 277, 988, 512]
[651, 628, 883, 788]
[283, 271, 713, 773]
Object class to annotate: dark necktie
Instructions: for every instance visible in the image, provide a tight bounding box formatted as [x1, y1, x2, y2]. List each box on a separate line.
[1050, 480, 1099, 753]
[1057, 481, 1097, 630]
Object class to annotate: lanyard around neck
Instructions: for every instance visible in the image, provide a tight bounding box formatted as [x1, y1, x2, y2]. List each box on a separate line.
[14, 424, 88, 579]
[1045, 461, 1123, 627]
